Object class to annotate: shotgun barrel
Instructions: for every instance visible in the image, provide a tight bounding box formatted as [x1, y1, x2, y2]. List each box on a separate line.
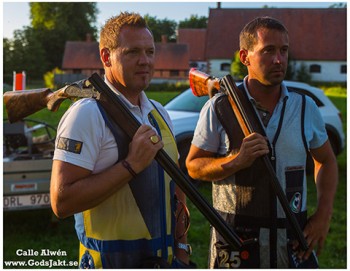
[88, 72, 247, 250]
[189, 68, 318, 267]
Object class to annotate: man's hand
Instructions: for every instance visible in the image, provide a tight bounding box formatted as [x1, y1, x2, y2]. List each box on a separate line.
[125, 124, 163, 174]
[234, 132, 269, 170]
[294, 210, 331, 260]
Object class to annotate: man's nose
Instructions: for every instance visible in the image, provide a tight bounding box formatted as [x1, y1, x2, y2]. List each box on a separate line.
[138, 51, 150, 64]
[274, 53, 282, 64]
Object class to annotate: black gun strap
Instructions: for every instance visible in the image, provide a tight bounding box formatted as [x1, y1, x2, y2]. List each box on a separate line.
[96, 101, 129, 162]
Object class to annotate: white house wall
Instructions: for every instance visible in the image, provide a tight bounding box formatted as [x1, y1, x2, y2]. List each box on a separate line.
[209, 59, 232, 78]
[209, 59, 347, 82]
[293, 61, 346, 82]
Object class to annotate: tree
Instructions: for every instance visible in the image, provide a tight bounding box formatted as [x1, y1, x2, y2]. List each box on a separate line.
[230, 51, 247, 80]
[179, 15, 208, 28]
[4, 2, 99, 81]
[29, 2, 98, 70]
[285, 53, 295, 80]
[3, 27, 48, 81]
[144, 15, 177, 42]
[295, 63, 312, 83]
[329, 2, 347, 8]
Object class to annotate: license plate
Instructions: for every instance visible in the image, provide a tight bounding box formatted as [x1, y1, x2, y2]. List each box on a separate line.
[3, 193, 51, 210]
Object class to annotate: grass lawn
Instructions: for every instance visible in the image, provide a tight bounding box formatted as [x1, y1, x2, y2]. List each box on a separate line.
[2, 86, 346, 269]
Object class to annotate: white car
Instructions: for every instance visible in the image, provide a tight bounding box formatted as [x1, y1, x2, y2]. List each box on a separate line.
[165, 81, 345, 175]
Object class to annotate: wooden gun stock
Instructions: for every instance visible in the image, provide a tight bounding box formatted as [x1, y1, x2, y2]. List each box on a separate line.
[189, 68, 220, 97]
[88, 73, 247, 250]
[3, 88, 70, 123]
[3, 80, 98, 123]
[190, 69, 318, 267]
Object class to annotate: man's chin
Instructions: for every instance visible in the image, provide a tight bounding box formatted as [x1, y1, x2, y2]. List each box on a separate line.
[268, 75, 284, 86]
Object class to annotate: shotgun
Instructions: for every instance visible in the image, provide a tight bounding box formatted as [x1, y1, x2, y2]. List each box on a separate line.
[3, 74, 249, 250]
[189, 68, 318, 267]
[87, 73, 252, 250]
[3, 80, 98, 123]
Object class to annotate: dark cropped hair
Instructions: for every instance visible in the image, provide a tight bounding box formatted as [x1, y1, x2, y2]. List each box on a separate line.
[239, 16, 288, 50]
[99, 12, 152, 50]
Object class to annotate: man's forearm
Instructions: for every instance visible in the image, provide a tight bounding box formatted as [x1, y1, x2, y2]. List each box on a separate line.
[314, 157, 338, 219]
[187, 155, 241, 181]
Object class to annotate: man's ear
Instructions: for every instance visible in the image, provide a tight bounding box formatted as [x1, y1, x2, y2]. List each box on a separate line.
[239, 49, 250, 66]
[101, 48, 111, 67]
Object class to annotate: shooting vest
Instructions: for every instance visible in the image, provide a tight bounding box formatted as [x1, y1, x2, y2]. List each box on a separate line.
[76, 102, 178, 269]
[209, 85, 316, 268]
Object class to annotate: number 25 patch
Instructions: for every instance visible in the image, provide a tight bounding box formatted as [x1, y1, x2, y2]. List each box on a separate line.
[57, 137, 83, 154]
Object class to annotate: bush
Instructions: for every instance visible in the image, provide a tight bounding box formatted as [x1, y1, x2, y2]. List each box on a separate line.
[147, 82, 190, 92]
[44, 67, 65, 89]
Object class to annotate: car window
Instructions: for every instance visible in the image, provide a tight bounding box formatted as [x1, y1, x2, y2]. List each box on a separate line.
[165, 89, 209, 112]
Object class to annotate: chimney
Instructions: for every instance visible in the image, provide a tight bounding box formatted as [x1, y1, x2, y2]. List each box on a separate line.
[161, 35, 167, 44]
[86, 33, 92, 42]
[217, 2, 221, 9]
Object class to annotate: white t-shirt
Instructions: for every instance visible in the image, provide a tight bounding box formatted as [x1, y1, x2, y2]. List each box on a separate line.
[53, 81, 173, 174]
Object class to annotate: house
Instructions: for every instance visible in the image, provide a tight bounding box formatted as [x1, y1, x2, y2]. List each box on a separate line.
[152, 35, 189, 83]
[61, 40, 103, 76]
[60, 35, 189, 84]
[177, 28, 207, 72]
[61, 7, 346, 83]
[202, 7, 346, 82]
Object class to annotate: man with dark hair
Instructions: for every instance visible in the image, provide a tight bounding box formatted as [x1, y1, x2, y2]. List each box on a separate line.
[50, 12, 190, 268]
[186, 16, 337, 268]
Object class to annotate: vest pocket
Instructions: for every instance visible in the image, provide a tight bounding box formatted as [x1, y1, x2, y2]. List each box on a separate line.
[285, 166, 304, 214]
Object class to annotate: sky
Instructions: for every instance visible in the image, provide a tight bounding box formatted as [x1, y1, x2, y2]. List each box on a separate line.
[2, 1, 339, 39]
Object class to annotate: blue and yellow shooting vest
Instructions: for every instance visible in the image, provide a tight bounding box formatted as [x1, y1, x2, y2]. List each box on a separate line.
[75, 105, 178, 268]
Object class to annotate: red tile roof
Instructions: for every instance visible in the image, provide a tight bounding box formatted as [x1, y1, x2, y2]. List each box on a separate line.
[206, 8, 346, 61]
[62, 41, 102, 69]
[155, 43, 189, 70]
[62, 41, 189, 71]
[177, 29, 207, 61]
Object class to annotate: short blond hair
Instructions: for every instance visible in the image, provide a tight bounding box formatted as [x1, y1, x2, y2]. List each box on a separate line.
[99, 12, 151, 50]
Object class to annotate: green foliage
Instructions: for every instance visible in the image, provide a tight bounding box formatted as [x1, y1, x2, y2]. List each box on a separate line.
[324, 87, 347, 97]
[329, 2, 347, 8]
[3, 2, 99, 82]
[146, 82, 190, 93]
[144, 15, 177, 42]
[2, 87, 346, 269]
[284, 53, 295, 80]
[230, 51, 247, 80]
[295, 62, 312, 84]
[3, 27, 48, 82]
[44, 67, 65, 89]
[178, 15, 208, 28]
[30, 3, 98, 37]
[29, 2, 98, 70]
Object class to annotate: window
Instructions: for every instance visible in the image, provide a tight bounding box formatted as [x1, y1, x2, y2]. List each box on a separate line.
[340, 65, 346, 74]
[309, 64, 321, 73]
[170, 70, 179, 77]
[220, 63, 231, 71]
